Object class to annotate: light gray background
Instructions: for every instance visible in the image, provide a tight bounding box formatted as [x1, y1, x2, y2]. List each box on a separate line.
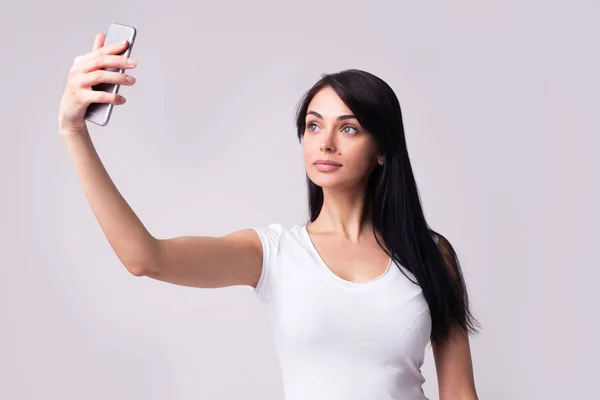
[1, 0, 598, 399]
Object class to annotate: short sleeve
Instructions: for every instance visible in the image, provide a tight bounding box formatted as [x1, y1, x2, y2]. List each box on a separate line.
[249, 222, 284, 300]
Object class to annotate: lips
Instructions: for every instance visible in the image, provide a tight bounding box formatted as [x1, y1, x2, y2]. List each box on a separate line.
[314, 159, 342, 166]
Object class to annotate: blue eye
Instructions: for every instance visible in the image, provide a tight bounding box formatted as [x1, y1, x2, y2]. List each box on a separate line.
[343, 125, 358, 134]
[307, 122, 318, 132]
[306, 122, 358, 135]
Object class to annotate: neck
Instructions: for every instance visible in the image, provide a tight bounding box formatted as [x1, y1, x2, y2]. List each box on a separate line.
[309, 184, 374, 243]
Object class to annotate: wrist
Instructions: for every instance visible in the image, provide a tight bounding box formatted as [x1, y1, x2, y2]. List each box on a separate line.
[60, 125, 91, 143]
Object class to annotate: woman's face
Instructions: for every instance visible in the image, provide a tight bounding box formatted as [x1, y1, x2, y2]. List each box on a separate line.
[302, 86, 383, 190]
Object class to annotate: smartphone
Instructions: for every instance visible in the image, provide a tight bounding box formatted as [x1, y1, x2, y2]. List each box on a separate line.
[84, 23, 137, 127]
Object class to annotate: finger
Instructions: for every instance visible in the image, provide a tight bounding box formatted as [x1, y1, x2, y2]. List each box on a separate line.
[80, 38, 128, 65]
[79, 89, 126, 106]
[97, 39, 129, 56]
[79, 54, 137, 74]
[78, 70, 136, 88]
[73, 32, 110, 67]
[92, 32, 105, 52]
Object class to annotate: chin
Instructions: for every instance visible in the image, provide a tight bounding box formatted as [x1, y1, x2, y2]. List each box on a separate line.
[306, 172, 352, 189]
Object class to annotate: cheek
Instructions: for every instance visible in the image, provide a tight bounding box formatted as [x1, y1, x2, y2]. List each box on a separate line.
[302, 138, 310, 157]
[302, 134, 321, 153]
[343, 141, 374, 165]
[302, 140, 314, 168]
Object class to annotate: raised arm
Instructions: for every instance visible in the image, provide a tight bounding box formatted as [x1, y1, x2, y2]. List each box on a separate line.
[59, 32, 263, 289]
[141, 229, 263, 288]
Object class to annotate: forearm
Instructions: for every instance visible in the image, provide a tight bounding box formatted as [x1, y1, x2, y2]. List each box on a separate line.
[61, 127, 157, 274]
[439, 390, 478, 400]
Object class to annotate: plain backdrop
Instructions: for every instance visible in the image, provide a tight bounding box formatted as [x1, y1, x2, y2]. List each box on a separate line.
[1, 0, 598, 399]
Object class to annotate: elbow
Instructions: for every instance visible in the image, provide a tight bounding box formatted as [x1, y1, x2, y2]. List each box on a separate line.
[126, 263, 148, 277]
[123, 242, 162, 277]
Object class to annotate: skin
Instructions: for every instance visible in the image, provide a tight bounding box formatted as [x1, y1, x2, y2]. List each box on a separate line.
[302, 86, 478, 399]
[58, 31, 477, 397]
[59, 32, 136, 137]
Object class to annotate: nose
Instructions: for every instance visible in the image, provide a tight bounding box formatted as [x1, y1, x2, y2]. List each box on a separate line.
[319, 129, 336, 153]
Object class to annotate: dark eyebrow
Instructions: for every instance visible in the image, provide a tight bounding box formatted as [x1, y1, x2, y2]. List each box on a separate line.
[307, 110, 357, 121]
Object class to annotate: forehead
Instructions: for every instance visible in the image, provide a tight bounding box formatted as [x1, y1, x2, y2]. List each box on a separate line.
[306, 86, 353, 118]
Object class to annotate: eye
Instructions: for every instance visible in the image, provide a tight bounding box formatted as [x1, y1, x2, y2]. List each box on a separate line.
[305, 122, 359, 135]
[342, 125, 358, 135]
[306, 122, 319, 132]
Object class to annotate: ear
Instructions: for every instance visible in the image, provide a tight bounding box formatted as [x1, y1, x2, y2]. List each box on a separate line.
[376, 151, 385, 166]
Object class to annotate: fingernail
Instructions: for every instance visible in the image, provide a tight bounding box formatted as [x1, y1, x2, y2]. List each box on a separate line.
[127, 58, 137, 65]
[126, 75, 135, 83]
[121, 39, 128, 45]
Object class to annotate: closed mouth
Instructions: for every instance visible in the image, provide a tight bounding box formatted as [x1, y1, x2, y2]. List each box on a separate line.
[314, 160, 342, 166]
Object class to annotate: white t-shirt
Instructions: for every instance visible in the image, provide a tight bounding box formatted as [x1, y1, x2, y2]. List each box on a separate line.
[250, 222, 435, 400]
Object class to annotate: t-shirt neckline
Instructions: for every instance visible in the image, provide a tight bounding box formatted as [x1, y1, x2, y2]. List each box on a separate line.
[300, 224, 395, 291]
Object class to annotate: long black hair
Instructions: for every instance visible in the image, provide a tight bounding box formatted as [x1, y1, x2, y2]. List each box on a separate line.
[294, 69, 480, 349]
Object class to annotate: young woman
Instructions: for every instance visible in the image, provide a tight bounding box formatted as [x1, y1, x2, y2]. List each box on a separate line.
[59, 32, 480, 400]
